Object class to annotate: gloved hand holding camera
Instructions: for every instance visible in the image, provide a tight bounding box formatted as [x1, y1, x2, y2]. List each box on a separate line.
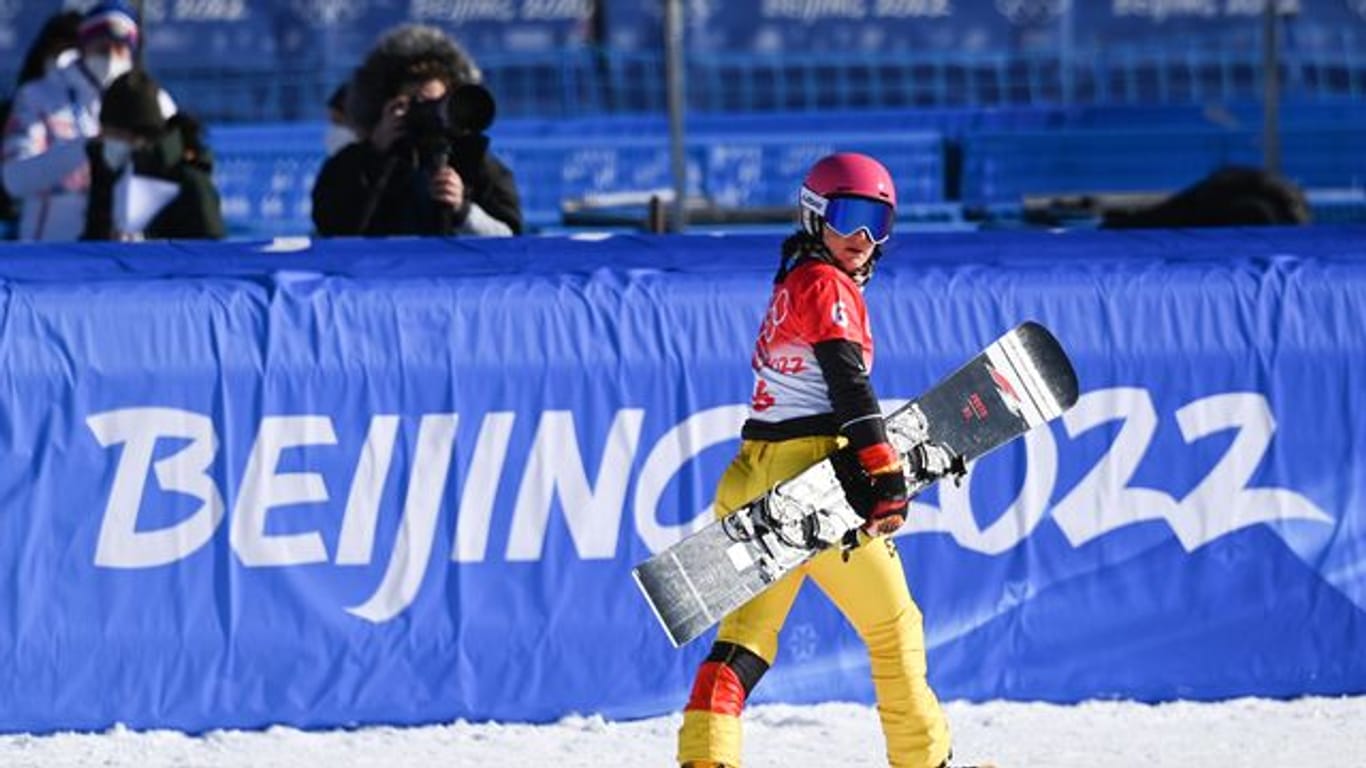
[405, 85, 494, 220]
[366, 83, 494, 226]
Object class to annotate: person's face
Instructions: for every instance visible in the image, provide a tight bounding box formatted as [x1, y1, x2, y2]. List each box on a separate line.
[100, 125, 145, 146]
[82, 38, 134, 87]
[394, 78, 449, 113]
[82, 38, 131, 61]
[822, 224, 878, 275]
[98, 124, 146, 170]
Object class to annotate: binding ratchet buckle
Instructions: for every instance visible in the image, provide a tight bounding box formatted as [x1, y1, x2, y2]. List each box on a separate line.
[906, 441, 968, 486]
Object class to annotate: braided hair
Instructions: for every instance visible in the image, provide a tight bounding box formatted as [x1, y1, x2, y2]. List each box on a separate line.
[775, 230, 881, 287]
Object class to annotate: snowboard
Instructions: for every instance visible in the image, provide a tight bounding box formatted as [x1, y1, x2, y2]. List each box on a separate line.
[632, 321, 1079, 647]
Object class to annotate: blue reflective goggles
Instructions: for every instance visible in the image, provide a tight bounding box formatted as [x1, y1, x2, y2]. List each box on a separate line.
[822, 196, 895, 244]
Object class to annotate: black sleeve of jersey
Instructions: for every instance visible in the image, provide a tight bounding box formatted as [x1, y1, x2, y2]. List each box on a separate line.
[812, 338, 888, 450]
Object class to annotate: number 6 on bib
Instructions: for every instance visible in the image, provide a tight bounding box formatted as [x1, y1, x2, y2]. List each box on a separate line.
[632, 321, 1080, 647]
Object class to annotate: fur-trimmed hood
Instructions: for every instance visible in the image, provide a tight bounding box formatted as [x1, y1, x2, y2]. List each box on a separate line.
[346, 24, 481, 135]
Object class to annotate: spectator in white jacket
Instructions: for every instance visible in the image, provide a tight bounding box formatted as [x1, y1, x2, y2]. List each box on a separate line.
[1, 1, 175, 241]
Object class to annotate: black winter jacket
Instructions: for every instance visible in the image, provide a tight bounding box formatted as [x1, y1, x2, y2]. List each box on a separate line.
[311, 138, 522, 237]
[83, 126, 225, 241]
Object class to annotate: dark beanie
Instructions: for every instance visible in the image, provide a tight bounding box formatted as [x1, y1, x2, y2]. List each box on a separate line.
[100, 69, 163, 138]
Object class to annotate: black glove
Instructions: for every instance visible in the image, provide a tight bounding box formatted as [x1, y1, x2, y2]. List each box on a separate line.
[830, 442, 908, 535]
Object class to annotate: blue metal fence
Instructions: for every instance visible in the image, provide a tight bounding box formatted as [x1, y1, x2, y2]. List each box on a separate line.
[960, 125, 1366, 205]
[185, 43, 1366, 122]
[542, 38, 1366, 115]
[207, 107, 1366, 238]
[208, 121, 945, 236]
[8, 40, 1363, 124]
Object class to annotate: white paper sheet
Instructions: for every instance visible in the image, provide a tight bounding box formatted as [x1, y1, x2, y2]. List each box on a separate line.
[113, 168, 180, 235]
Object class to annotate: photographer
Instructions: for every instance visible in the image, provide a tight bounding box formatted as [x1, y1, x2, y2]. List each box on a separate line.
[311, 25, 521, 237]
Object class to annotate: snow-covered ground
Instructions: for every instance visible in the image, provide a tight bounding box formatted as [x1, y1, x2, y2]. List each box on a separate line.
[3, 696, 1364, 768]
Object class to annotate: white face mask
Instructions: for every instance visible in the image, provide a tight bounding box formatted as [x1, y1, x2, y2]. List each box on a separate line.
[84, 52, 133, 88]
[102, 138, 132, 171]
[324, 124, 357, 157]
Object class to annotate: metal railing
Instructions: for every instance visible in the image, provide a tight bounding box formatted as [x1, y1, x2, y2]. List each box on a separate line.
[7, 35, 1362, 123]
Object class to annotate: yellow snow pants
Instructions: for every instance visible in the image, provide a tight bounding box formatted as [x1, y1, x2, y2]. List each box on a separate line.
[676, 436, 951, 768]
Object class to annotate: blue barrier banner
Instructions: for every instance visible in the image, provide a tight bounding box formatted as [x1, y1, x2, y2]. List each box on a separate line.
[404, 0, 596, 53]
[598, 0, 1361, 55]
[0, 228, 1364, 734]
[1072, 1, 1366, 50]
[0, 1, 594, 78]
[139, 1, 283, 72]
[274, 0, 596, 65]
[6, 1, 1366, 78]
[604, 0, 1060, 54]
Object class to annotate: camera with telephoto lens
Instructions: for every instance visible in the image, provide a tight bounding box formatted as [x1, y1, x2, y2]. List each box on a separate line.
[403, 82, 497, 181]
[403, 97, 449, 151]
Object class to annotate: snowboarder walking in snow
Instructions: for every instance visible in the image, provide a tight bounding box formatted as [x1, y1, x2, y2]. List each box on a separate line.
[677, 152, 956, 768]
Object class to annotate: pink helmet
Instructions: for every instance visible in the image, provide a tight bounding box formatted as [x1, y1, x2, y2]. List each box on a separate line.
[799, 152, 897, 242]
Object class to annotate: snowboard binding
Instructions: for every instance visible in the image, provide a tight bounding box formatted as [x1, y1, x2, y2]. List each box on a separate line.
[905, 440, 968, 487]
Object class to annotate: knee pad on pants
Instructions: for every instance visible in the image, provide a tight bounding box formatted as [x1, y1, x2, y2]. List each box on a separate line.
[678, 642, 771, 766]
[686, 641, 769, 715]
